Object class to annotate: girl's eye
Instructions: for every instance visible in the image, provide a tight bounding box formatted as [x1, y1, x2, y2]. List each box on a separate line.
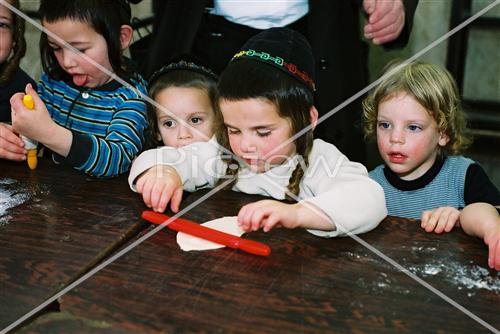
[408, 124, 422, 132]
[0, 22, 11, 30]
[190, 117, 203, 124]
[257, 130, 271, 137]
[50, 45, 61, 52]
[163, 120, 176, 128]
[378, 121, 390, 129]
[227, 128, 240, 135]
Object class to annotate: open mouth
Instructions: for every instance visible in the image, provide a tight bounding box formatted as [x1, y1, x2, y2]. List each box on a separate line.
[388, 152, 407, 163]
[241, 156, 260, 165]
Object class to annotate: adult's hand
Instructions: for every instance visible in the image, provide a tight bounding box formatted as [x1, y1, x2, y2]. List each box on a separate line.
[363, 0, 405, 45]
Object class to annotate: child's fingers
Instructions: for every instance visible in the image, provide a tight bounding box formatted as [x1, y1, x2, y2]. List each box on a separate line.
[236, 207, 247, 230]
[243, 206, 260, 231]
[170, 187, 183, 213]
[263, 213, 280, 232]
[10, 93, 26, 125]
[238, 204, 256, 231]
[443, 219, 455, 233]
[489, 238, 500, 270]
[249, 208, 268, 231]
[434, 210, 451, 234]
[421, 210, 432, 229]
[444, 210, 460, 233]
[136, 177, 144, 193]
[141, 179, 154, 208]
[434, 208, 459, 234]
[25, 84, 44, 110]
[423, 209, 440, 232]
[150, 183, 166, 212]
[150, 181, 168, 212]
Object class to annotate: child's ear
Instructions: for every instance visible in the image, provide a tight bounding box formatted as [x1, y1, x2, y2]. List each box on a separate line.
[438, 132, 450, 147]
[119, 25, 134, 50]
[309, 106, 319, 130]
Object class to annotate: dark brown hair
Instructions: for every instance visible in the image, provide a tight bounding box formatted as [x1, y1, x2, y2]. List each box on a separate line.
[0, 0, 27, 85]
[216, 59, 314, 200]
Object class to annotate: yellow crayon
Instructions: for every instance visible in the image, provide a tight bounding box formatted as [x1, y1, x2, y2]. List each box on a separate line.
[22, 94, 38, 170]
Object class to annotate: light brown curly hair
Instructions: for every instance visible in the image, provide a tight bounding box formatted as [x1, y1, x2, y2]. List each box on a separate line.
[362, 61, 471, 156]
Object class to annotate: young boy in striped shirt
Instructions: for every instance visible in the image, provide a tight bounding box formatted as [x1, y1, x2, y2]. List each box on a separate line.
[10, 0, 147, 177]
[363, 61, 500, 270]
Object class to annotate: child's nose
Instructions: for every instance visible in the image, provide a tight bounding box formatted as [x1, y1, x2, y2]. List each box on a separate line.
[390, 129, 405, 144]
[240, 134, 256, 152]
[62, 49, 77, 68]
[177, 125, 193, 139]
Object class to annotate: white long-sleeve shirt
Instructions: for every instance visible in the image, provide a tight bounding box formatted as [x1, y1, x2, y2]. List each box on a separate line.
[129, 138, 387, 237]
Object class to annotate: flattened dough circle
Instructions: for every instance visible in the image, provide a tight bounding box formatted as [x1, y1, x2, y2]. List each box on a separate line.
[176, 216, 245, 251]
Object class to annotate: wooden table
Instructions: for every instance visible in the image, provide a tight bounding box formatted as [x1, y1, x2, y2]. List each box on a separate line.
[1, 158, 498, 333]
[0, 158, 148, 331]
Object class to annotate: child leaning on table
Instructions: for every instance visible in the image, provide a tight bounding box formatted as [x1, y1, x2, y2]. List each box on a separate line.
[0, 0, 36, 161]
[129, 28, 387, 238]
[144, 57, 218, 150]
[9, 0, 147, 177]
[363, 61, 500, 270]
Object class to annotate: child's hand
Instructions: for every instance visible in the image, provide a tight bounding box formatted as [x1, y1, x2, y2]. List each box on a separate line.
[483, 220, 500, 270]
[136, 165, 183, 213]
[10, 84, 56, 143]
[237, 200, 301, 232]
[421, 207, 460, 234]
[0, 123, 26, 161]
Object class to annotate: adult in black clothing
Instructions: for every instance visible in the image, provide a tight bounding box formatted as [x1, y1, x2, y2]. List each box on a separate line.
[0, 69, 35, 122]
[134, 0, 419, 163]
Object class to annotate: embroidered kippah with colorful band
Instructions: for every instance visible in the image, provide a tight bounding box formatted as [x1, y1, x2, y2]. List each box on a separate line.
[232, 49, 316, 92]
[148, 60, 218, 88]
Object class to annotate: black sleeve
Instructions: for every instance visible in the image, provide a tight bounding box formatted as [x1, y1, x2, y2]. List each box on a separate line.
[464, 163, 500, 205]
[52, 131, 92, 167]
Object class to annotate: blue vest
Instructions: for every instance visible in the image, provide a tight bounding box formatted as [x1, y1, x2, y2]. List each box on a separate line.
[369, 156, 474, 219]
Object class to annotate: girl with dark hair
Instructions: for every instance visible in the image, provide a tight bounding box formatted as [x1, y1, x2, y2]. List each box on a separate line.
[129, 28, 386, 237]
[145, 58, 218, 150]
[9, 0, 148, 177]
[0, 0, 36, 160]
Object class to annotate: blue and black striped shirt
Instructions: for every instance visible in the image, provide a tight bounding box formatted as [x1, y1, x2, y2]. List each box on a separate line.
[38, 73, 148, 177]
[369, 156, 500, 219]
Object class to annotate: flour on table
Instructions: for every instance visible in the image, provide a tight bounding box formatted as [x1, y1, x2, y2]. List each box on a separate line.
[177, 216, 245, 251]
[0, 178, 31, 225]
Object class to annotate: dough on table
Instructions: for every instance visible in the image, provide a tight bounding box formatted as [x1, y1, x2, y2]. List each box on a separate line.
[176, 216, 245, 251]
